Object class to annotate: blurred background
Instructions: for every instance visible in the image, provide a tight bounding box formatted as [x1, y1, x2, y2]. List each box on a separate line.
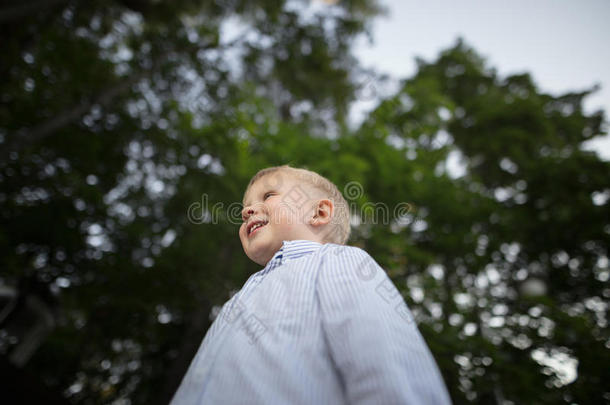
[1, 0, 608, 404]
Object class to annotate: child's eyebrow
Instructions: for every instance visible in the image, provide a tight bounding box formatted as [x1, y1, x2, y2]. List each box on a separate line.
[243, 187, 275, 206]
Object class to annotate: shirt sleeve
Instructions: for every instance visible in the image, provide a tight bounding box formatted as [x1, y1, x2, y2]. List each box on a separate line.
[316, 245, 452, 404]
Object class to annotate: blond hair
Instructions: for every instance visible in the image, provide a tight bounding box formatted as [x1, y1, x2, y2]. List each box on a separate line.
[245, 165, 351, 244]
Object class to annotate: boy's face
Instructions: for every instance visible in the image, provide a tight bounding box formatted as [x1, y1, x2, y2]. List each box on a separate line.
[239, 171, 319, 266]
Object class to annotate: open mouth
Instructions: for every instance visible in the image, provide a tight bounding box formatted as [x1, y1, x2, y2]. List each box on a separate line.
[247, 219, 268, 236]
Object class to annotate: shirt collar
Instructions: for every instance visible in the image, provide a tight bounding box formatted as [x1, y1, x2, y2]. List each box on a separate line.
[264, 240, 322, 271]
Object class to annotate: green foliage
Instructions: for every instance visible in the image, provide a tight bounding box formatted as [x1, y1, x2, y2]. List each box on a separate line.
[1, 2, 608, 405]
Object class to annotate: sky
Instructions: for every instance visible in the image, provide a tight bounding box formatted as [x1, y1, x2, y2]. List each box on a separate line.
[350, 0, 610, 159]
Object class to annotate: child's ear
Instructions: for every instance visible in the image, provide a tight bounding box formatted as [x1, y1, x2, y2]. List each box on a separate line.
[311, 199, 334, 226]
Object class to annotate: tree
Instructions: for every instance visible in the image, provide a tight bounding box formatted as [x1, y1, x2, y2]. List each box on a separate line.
[1, 1, 608, 403]
[0, 1, 381, 403]
[345, 40, 609, 404]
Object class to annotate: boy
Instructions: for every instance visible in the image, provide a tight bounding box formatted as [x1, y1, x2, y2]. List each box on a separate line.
[171, 165, 451, 404]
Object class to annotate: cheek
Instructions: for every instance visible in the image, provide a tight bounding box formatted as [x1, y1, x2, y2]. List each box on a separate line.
[272, 200, 295, 218]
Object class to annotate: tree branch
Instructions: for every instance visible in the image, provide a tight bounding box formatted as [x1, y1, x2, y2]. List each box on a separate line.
[2, 37, 226, 158]
[3, 74, 141, 157]
[0, 0, 68, 24]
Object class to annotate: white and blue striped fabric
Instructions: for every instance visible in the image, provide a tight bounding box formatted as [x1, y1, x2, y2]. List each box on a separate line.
[171, 240, 452, 404]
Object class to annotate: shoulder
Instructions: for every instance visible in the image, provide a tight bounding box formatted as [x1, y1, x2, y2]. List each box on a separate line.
[317, 244, 383, 281]
[319, 243, 375, 261]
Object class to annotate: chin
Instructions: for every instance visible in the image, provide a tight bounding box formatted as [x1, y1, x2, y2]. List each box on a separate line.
[243, 239, 278, 266]
[250, 256, 269, 267]
[247, 249, 273, 266]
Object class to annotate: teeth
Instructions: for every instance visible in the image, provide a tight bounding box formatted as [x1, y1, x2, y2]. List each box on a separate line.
[249, 221, 266, 234]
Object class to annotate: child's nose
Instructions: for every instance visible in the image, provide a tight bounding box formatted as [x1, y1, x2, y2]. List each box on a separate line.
[242, 207, 255, 221]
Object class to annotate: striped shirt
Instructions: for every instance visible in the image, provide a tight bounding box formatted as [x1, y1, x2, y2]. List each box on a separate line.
[171, 240, 452, 404]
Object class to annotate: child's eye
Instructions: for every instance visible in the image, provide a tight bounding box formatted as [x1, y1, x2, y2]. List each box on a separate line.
[263, 192, 274, 200]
